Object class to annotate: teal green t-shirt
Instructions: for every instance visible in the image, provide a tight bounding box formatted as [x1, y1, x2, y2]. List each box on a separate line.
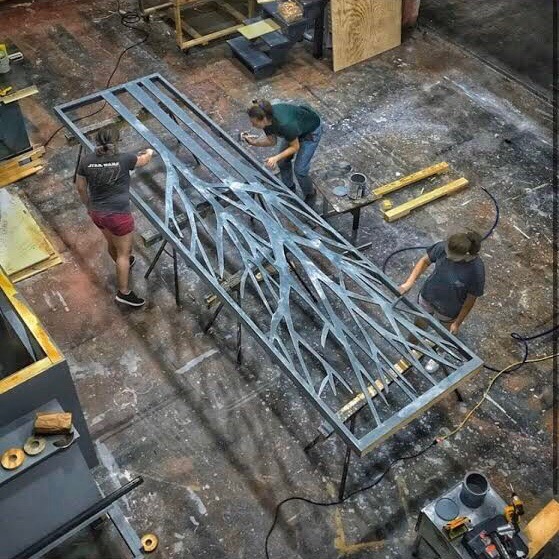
[264, 103, 321, 141]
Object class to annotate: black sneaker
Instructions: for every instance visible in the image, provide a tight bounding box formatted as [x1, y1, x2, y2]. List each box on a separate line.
[129, 255, 136, 269]
[115, 290, 145, 307]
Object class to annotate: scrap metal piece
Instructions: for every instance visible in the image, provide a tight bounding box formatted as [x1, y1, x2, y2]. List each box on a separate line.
[141, 533, 159, 552]
[23, 436, 46, 456]
[54, 75, 483, 456]
[53, 431, 75, 449]
[1, 447, 25, 470]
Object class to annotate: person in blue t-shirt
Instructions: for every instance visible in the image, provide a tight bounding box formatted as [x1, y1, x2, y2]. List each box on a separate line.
[399, 231, 485, 372]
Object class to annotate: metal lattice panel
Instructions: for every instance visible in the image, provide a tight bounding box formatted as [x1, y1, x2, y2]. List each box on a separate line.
[55, 74, 482, 456]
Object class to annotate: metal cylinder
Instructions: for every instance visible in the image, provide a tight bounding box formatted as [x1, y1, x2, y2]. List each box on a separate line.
[0, 50, 10, 74]
[460, 472, 489, 508]
[348, 172, 367, 200]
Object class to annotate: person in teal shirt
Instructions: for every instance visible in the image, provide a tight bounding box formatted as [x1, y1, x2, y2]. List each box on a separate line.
[242, 99, 322, 203]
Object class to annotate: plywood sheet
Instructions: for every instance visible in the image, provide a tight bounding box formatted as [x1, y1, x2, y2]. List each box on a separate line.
[331, 0, 402, 72]
[0, 189, 61, 281]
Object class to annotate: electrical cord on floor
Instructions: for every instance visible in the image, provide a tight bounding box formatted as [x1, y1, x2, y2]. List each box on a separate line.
[381, 186, 499, 274]
[264, 351, 557, 559]
[42, 1, 149, 149]
[264, 438, 437, 559]
[438, 352, 558, 444]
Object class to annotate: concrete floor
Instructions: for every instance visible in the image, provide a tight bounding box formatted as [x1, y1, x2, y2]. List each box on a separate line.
[420, 0, 554, 100]
[0, 0, 556, 557]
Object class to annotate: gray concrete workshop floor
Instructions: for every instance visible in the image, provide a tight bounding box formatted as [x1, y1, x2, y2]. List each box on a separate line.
[0, 0, 556, 557]
[420, 0, 554, 99]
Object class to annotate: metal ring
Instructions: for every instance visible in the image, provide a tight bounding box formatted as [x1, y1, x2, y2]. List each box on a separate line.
[1, 448, 25, 470]
[24, 436, 46, 456]
[141, 534, 159, 553]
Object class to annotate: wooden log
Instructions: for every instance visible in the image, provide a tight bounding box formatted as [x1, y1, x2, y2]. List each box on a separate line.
[382, 178, 469, 222]
[372, 162, 449, 199]
[34, 411, 73, 435]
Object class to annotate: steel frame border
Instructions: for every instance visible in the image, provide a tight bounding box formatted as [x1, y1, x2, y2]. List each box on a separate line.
[54, 74, 483, 456]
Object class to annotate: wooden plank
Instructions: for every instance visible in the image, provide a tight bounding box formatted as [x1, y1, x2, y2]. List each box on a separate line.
[372, 162, 449, 198]
[526, 500, 559, 558]
[179, 23, 245, 48]
[238, 18, 280, 40]
[382, 178, 469, 222]
[218, 0, 248, 22]
[0, 189, 61, 280]
[1, 85, 39, 104]
[0, 161, 44, 189]
[0, 147, 45, 171]
[331, 0, 401, 72]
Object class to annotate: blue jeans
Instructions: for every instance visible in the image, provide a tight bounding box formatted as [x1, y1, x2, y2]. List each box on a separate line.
[278, 122, 322, 196]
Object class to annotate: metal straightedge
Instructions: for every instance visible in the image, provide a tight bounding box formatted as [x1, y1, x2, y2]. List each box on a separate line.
[55, 74, 483, 457]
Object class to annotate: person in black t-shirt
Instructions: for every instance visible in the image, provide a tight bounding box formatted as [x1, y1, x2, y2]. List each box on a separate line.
[399, 231, 485, 372]
[76, 128, 154, 307]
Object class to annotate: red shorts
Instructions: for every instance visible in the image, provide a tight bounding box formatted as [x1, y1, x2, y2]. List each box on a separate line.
[89, 211, 135, 236]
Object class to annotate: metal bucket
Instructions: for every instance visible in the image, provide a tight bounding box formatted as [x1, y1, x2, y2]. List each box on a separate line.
[460, 472, 489, 508]
[348, 173, 367, 200]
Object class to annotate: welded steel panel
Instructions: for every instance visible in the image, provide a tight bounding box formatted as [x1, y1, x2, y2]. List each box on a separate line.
[55, 75, 483, 456]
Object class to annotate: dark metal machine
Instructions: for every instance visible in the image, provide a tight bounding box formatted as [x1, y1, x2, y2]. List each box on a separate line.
[414, 472, 529, 559]
[54, 74, 483, 457]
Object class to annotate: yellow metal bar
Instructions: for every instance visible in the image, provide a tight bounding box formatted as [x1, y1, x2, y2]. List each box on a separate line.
[372, 161, 449, 199]
[382, 178, 469, 222]
[0, 269, 64, 394]
[1, 85, 39, 105]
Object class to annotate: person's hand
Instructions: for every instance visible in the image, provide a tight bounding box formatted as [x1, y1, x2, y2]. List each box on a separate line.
[240, 132, 257, 145]
[449, 321, 461, 335]
[398, 281, 413, 295]
[265, 155, 280, 169]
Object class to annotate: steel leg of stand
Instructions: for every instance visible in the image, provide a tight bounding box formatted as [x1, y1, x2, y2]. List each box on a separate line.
[73, 144, 83, 184]
[173, 248, 181, 307]
[338, 414, 357, 501]
[351, 208, 361, 245]
[236, 290, 242, 365]
[204, 302, 224, 333]
[442, 364, 464, 402]
[145, 240, 167, 279]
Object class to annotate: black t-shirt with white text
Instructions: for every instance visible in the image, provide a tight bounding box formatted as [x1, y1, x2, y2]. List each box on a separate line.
[77, 152, 137, 213]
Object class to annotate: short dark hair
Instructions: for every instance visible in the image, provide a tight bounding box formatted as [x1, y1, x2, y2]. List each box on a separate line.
[94, 127, 119, 156]
[447, 231, 482, 256]
[247, 99, 273, 121]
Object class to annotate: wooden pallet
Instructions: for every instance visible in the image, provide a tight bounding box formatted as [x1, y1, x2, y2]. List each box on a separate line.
[0, 147, 45, 189]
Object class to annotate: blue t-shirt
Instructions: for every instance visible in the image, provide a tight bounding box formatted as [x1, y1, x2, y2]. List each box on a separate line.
[420, 242, 485, 319]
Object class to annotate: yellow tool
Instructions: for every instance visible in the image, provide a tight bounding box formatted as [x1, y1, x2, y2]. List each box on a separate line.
[504, 486, 525, 532]
[0, 86, 12, 96]
[443, 516, 471, 540]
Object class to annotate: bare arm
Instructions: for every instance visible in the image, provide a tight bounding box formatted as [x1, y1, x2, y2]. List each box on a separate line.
[265, 138, 299, 169]
[76, 175, 89, 206]
[243, 133, 277, 148]
[136, 148, 154, 167]
[399, 255, 431, 294]
[450, 294, 477, 334]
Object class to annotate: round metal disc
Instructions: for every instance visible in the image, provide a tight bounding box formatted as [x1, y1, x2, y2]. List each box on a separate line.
[24, 436, 46, 456]
[333, 185, 348, 197]
[435, 497, 459, 521]
[141, 533, 159, 553]
[1, 448, 25, 470]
